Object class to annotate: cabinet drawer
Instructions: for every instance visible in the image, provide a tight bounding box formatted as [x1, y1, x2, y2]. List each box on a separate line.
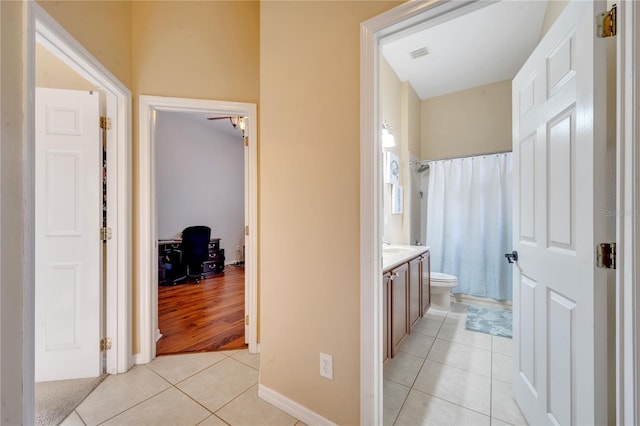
[207, 249, 224, 262]
[208, 240, 221, 251]
[202, 260, 224, 278]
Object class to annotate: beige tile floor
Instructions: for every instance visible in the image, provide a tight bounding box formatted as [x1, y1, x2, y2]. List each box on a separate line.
[384, 303, 527, 426]
[61, 349, 305, 426]
[61, 303, 525, 426]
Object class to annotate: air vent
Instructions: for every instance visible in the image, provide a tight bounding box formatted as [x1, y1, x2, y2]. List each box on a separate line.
[410, 46, 429, 59]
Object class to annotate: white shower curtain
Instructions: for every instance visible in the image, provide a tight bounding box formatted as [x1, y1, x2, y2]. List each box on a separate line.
[426, 153, 513, 300]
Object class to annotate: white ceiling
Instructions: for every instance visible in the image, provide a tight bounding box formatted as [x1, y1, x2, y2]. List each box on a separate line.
[382, 1, 548, 100]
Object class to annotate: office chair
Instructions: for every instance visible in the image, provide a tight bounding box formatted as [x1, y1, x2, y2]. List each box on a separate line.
[175, 225, 211, 284]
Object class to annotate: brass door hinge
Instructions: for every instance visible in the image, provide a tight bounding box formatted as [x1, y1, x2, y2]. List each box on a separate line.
[100, 337, 112, 351]
[597, 242, 616, 269]
[244, 136, 249, 147]
[101, 227, 112, 241]
[245, 225, 249, 236]
[598, 4, 617, 38]
[245, 315, 249, 326]
[100, 116, 112, 130]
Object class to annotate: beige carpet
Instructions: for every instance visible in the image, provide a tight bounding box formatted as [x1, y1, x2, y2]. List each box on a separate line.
[35, 375, 105, 426]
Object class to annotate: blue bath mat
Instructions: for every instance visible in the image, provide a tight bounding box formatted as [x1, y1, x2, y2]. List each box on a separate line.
[465, 305, 512, 338]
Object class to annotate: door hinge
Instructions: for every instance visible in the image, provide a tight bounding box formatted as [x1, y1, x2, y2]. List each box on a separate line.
[597, 242, 616, 269]
[245, 225, 249, 236]
[101, 227, 112, 241]
[100, 116, 112, 130]
[100, 337, 112, 351]
[245, 315, 249, 326]
[597, 4, 617, 38]
[244, 136, 249, 147]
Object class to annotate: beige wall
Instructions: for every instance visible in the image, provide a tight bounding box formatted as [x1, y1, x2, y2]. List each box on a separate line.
[260, 2, 400, 424]
[1, 1, 26, 423]
[420, 80, 512, 161]
[36, 43, 97, 90]
[131, 1, 259, 103]
[540, 0, 570, 39]
[37, 0, 132, 89]
[381, 58, 421, 245]
[381, 58, 404, 244]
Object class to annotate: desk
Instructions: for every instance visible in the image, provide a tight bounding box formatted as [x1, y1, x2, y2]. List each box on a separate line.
[158, 238, 225, 285]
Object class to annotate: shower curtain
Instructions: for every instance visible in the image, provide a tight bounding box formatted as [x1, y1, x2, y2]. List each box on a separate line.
[425, 153, 513, 300]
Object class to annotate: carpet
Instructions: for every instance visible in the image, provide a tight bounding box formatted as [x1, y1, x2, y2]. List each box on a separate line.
[465, 305, 513, 338]
[35, 375, 105, 426]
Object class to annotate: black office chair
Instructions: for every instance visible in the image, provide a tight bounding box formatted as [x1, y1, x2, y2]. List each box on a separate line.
[174, 226, 211, 284]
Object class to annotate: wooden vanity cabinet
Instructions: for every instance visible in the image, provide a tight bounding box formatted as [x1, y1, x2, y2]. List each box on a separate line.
[391, 262, 409, 356]
[382, 248, 430, 362]
[382, 272, 392, 364]
[421, 252, 431, 315]
[408, 256, 422, 331]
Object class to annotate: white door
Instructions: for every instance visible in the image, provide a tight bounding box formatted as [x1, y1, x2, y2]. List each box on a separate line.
[512, 1, 609, 424]
[35, 88, 103, 382]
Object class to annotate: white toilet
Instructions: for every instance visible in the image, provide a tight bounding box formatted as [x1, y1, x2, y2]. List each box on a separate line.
[427, 272, 458, 312]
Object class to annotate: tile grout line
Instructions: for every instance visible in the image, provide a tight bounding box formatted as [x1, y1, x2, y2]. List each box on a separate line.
[92, 366, 174, 425]
[392, 311, 446, 425]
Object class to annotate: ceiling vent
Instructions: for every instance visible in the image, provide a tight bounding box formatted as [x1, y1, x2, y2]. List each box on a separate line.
[409, 46, 429, 59]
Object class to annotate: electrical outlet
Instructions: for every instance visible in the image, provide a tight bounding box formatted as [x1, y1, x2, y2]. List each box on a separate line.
[319, 352, 333, 380]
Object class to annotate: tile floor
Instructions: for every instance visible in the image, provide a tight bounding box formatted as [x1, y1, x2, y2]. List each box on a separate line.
[61, 304, 525, 426]
[61, 349, 305, 426]
[384, 303, 527, 426]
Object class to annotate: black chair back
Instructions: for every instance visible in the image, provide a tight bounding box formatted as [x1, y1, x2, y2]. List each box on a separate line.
[181, 226, 211, 277]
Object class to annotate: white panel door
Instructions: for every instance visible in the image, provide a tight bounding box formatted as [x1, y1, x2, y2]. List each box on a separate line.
[512, 1, 608, 424]
[35, 88, 102, 382]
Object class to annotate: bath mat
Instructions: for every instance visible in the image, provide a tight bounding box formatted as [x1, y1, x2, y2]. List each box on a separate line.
[465, 305, 512, 338]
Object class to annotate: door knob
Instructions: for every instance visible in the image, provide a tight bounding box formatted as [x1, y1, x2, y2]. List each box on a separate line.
[505, 250, 518, 264]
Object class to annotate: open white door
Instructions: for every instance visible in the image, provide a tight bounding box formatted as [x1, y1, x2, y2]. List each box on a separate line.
[512, 1, 609, 424]
[35, 88, 103, 382]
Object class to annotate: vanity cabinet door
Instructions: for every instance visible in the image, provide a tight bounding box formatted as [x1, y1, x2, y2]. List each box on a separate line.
[408, 256, 421, 330]
[391, 263, 409, 356]
[421, 252, 431, 315]
[383, 272, 391, 364]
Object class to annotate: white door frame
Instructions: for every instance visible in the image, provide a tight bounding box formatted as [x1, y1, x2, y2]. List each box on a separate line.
[616, 2, 640, 424]
[137, 95, 258, 364]
[24, 2, 132, 421]
[360, 1, 639, 424]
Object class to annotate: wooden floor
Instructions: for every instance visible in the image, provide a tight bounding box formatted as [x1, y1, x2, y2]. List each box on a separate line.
[157, 265, 246, 355]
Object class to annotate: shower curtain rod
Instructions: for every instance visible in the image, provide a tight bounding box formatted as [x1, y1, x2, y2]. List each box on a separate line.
[409, 149, 512, 166]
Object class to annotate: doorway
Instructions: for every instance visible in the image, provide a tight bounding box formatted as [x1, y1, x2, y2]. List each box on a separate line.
[154, 110, 247, 354]
[360, 1, 631, 424]
[29, 2, 131, 379]
[25, 3, 132, 424]
[137, 95, 259, 363]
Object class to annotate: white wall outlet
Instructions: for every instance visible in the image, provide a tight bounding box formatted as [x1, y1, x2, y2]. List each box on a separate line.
[319, 352, 333, 380]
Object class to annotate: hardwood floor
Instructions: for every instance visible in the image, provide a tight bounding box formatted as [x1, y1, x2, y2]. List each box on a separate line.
[156, 265, 246, 355]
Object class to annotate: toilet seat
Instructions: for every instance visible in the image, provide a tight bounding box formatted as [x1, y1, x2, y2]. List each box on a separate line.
[430, 272, 457, 283]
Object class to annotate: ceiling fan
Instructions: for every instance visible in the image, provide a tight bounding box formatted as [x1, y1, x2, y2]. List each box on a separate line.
[206, 115, 246, 132]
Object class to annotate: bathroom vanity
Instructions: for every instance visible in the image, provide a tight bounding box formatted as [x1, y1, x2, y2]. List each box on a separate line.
[382, 245, 430, 363]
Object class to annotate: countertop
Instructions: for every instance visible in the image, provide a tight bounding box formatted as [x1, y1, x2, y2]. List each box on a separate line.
[382, 244, 429, 272]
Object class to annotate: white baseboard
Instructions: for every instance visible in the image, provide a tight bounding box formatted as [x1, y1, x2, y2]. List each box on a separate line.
[132, 353, 145, 365]
[258, 384, 336, 426]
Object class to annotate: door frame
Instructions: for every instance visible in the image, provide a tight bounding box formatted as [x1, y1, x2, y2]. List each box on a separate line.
[137, 95, 258, 363]
[23, 1, 132, 422]
[359, 1, 639, 425]
[616, 2, 640, 424]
